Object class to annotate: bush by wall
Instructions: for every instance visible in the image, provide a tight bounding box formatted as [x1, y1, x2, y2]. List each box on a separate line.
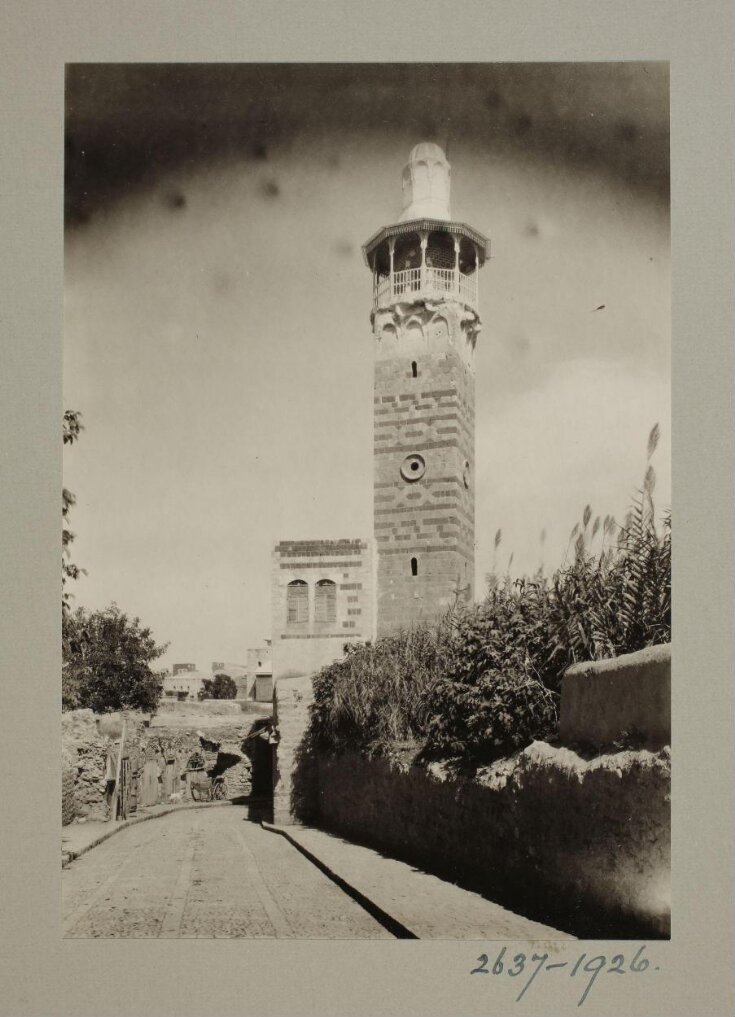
[310, 625, 453, 755]
[310, 434, 670, 765]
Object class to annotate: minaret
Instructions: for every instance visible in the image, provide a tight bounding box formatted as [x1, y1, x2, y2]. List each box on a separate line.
[363, 143, 489, 636]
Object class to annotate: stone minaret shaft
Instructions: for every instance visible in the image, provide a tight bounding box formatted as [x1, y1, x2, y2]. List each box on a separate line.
[363, 143, 489, 636]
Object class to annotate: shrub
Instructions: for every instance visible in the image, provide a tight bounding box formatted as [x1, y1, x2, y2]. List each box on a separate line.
[423, 443, 670, 763]
[62, 603, 167, 713]
[310, 624, 454, 755]
[420, 589, 560, 763]
[199, 673, 238, 700]
[423, 670, 558, 763]
[309, 427, 670, 766]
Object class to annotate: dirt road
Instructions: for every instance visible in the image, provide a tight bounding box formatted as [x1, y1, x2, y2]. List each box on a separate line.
[62, 807, 392, 938]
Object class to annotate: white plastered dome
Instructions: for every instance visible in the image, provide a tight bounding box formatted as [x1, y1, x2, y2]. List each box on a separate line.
[399, 142, 452, 222]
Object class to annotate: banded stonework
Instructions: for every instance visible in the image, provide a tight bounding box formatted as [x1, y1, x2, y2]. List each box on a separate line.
[363, 144, 489, 635]
[372, 301, 478, 633]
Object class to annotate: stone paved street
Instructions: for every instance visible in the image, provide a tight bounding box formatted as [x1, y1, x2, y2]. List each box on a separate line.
[62, 808, 392, 938]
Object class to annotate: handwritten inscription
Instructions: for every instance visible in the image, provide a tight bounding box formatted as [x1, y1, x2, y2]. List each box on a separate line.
[470, 945, 657, 1007]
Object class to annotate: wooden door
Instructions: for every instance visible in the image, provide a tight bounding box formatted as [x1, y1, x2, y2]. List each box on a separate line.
[162, 760, 175, 800]
[141, 760, 159, 807]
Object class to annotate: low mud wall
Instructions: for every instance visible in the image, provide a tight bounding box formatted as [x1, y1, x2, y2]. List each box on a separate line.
[273, 647, 671, 936]
[560, 643, 671, 749]
[311, 743, 671, 938]
[155, 699, 245, 717]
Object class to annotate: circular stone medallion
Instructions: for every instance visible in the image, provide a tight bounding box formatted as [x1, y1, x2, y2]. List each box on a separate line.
[400, 453, 426, 482]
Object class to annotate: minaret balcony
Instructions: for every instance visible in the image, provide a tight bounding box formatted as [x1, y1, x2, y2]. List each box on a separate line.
[373, 266, 479, 313]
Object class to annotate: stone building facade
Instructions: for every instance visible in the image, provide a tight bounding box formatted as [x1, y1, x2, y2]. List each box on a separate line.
[162, 669, 207, 700]
[271, 539, 375, 680]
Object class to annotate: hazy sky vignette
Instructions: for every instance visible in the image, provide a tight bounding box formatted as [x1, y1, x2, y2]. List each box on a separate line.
[63, 64, 670, 670]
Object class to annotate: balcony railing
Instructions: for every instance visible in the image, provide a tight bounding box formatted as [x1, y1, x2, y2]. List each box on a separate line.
[373, 266, 478, 312]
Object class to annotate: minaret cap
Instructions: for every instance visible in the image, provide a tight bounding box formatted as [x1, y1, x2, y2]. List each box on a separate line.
[399, 142, 451, 222]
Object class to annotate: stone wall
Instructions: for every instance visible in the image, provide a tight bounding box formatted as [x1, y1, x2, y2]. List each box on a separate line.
[61, 745, 78, 826]
[560, 643, 671, 749]
[155, 699, 244, 717]
[272, 674, 316, 825]
[62, 710, 271, 822]
[312, 744, 671, 938]
[61, 710, 140, 820]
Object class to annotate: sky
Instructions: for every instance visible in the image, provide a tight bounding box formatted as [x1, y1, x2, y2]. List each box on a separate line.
[63, 64, 670, 671]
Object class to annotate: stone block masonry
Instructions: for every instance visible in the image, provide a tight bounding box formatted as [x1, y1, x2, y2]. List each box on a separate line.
[272, 674, 316, 826]
[363, 145, 488, 637]
[373, 303, 477, 636]
[271, 538, 375, 680]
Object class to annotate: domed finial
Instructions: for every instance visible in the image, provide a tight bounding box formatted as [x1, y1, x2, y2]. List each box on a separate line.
[399, 142, 451, 222]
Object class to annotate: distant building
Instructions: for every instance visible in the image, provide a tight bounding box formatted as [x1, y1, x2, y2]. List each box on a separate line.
[245, 644, 271, 677]
[172, 662, 197, 676]
[211, 661, 248, 679]
[211, 660, 249, 699]
[249, 642, 273, 701]
[162, 669, 206, 700]
[271, 539, 375, 680]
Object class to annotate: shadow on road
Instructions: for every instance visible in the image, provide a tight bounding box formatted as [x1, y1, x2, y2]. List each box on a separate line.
[233, 796, 272, 824]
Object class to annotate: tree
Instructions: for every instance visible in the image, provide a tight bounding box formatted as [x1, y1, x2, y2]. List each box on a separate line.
[198, 673, 238, 700]
[63, 410, 85, 615]
[62, 603, 168, 713]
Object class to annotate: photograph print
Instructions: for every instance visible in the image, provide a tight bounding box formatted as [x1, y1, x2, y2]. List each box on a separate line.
[62, 62, 671, 943]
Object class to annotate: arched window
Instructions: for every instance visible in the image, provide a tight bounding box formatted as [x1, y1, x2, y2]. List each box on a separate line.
[411, 361, 418, 378]
[394, 233, 421, 272]
[459, 237, 478, 275]
[411, 557, 418, 577]
[287, 580, 308, 624]
[314, 579, 337, 623]
[426, 230, 455, 270]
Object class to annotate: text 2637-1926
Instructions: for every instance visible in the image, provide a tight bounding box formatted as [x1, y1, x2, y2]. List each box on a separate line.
[470, 945, 657, 1007]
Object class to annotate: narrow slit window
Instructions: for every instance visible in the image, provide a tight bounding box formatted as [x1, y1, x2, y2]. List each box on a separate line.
[411, 557, 418, 577]
[314, 579, 337, 623]
[286, 580, 309, 624]
[411, 361, 418, 378]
